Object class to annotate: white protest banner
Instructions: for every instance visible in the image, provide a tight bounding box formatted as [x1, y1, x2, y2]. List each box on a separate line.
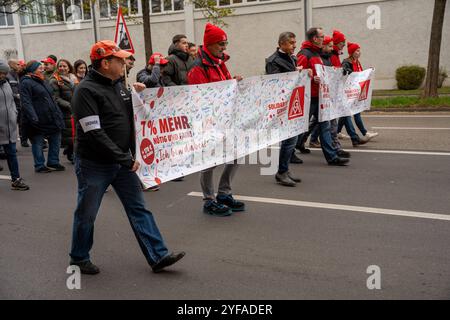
[316, 65, 375, 122]
[132, 71, 311, 188]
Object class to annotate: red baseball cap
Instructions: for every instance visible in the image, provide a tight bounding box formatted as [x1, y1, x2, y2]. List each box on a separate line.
[41, 57, 56, 65]
[148, 53, 169, 65]
[90, 40, 132, 61]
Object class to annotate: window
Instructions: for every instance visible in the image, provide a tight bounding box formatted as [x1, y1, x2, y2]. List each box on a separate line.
[20, 0, 94, 25]
[0, 6, 13, 27]
[149, 0, 184, 13]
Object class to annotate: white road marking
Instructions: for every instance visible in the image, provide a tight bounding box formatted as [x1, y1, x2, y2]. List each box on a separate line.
[0, 175, 11, 180]
[372, 127, 450, 130]
[269, 146, 450, 156]
[188, 192, 450, 222]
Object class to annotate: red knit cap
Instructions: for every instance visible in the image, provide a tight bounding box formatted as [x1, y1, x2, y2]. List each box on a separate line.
[332, 30, 346, 45]
[347, 42, 360, 56]
[323, 36, 333, 45]
[203, 23, 227, 46]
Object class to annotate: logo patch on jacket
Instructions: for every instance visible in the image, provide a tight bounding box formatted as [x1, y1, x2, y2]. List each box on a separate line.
[79, 115, 101, 133]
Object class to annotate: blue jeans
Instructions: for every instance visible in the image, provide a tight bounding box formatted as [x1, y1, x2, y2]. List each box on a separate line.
[70, 157, 169, 266]
[278, 135, 298, 174]
[309, 98, 338, 162]
[30, 132, 61, 170]
[353, 113, 367, 136]
[0, 143, 20, 181]
[338, 116, 360, 143]
[309, 123, 320, 143]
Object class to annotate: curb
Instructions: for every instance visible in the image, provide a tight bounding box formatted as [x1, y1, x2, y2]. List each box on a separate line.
[368, 106, 450, 113]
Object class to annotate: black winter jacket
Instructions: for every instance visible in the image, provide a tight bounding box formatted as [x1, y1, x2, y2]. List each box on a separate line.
[20, 75, 64, 137]
[265, 49, 297, 74]
[162, 45, 195, 86]
[72, 69, 135, 168]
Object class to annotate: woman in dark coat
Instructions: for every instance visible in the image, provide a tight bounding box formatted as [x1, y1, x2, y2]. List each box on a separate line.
[49, 59, 79, 163]
[20, 60, 65, 173]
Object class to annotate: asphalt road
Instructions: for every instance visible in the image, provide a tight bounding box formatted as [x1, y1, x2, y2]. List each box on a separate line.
[1, 113, 450, 300]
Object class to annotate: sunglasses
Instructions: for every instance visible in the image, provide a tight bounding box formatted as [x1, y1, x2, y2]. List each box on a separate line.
[218, 41, 229, 47]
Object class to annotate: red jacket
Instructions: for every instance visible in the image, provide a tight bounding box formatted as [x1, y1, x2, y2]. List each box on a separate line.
[296, 41, 323, 97]
[330, 49, 342, 67]
[187, 46, 232, 85]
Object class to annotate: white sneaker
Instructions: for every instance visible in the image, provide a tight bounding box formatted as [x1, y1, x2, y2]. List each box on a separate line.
[337, 133, 350, 140]
[360, 134, 370, 142]
[366, 131, 379, 139]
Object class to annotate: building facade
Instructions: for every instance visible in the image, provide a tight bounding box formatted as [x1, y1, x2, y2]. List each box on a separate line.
[0, 0, 449, 89]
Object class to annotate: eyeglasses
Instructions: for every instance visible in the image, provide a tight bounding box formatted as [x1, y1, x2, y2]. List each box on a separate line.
[218, 41, 228, 47]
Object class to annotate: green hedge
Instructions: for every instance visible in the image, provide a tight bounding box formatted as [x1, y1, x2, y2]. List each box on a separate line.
[395, 65, 426, 90]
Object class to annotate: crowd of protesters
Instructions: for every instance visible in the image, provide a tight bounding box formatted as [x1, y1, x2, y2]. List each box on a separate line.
[0, 22, 379, 273]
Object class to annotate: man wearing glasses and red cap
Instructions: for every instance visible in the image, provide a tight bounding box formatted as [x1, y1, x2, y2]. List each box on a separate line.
[188, 23, 245, 217]
[70, 40, 185, 275]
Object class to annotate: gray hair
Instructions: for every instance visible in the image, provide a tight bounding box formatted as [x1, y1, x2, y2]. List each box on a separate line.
[278, 32, 296, 46]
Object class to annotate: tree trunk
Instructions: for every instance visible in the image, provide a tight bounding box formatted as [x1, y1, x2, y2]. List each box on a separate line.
[423, 0, 447, 98]
[142, 0, 153, 62]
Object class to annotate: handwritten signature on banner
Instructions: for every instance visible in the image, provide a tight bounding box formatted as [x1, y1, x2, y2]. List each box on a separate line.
[132, 71, 311, 188]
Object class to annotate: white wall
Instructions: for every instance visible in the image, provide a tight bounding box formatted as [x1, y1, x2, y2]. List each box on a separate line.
[1, 0, 449, 89]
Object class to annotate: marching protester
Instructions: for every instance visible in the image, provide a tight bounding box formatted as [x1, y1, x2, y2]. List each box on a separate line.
[41, 55, 57, 81]
[70, 40, 185, 274]
[163, 34, 195, 182]
[342, 42, 378, 140]
[20, 60, 65, 173]
[188, 42, 198, 59]
[0, 60, 30, 190]
[188, 23, 246, 216]
[49, 59, 79, 164]
[125, 55, 135, 76]
[265, 31, 304, 187]
[331, 31, 368, 146]
[163, 34, 195, 87]
[136, 53, 168, 88]
[320, 36, 350, 157]
[297, 27, 349, 166]
[7, 59, 29, 147]
[74, 59, 88, 83]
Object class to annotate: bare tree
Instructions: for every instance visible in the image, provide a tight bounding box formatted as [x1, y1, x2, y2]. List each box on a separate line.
[423, 0, 447, 98]
[142, 0, 152, 63]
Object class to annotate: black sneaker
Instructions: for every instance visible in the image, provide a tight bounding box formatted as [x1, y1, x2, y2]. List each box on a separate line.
[70, 260, 100, 275]
[21, 141, 30, 148]
[328, 157, 350, 166]
[203, 200, 232, 217]
[11, 178, 30, 191]
[152, 252, 186, 273]
[352, 139, 368, 147]
[0, 164, 3, 171]
[47, 164, 66, 171]
[299, 147, 311, 154]
[337, 150, 351, 158]
[216, 194, 245, 212]
[36, 166, 52, 173]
